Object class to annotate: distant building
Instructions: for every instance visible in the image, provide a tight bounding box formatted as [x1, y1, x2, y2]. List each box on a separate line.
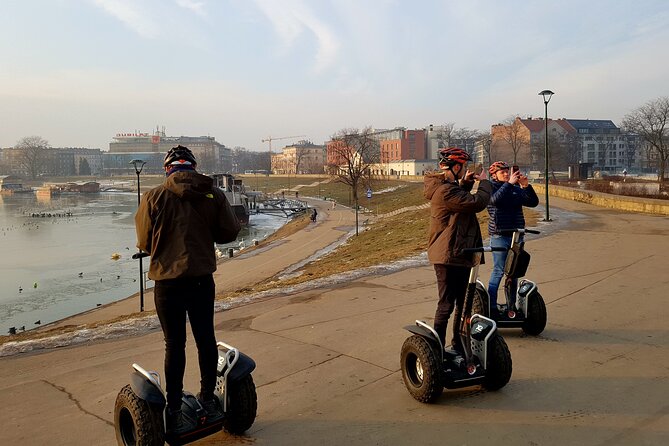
[379, 129, 426, 163]
[106, 128, 231, 175]
[488, 117, 641, 174]
[565, 119, 642, 173]
[271, 140, 326, 174]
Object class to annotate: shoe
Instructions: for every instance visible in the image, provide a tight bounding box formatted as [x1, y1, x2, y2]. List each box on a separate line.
[197, 393, 224, 422]
[166, 408, 191, 436]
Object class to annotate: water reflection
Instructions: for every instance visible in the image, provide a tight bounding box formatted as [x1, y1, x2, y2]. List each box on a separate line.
[0, 192, 284, 334]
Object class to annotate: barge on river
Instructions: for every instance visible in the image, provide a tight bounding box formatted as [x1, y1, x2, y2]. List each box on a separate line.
[210, 173, 250, 225]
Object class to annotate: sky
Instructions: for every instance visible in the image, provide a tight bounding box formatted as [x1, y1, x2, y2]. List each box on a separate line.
[1, 0, 668, 151]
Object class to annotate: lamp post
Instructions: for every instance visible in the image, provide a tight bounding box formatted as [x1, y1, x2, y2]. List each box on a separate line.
[129, 159, 146, 312]
[538, 90, 554, 221]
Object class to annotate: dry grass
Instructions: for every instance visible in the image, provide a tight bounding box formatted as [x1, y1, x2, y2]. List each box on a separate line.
[1, 179, 541, 346]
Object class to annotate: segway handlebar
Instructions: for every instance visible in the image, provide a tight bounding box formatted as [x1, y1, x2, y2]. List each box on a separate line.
[461, 246, 508, 253]
[496, 228, 540, 236]
[132, 251, 149, 260]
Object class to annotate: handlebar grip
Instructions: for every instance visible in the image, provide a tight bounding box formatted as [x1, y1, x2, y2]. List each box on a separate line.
[132, 251, 149, 260]
[497, 228, 541, 236]
[461, 247, 507, 253]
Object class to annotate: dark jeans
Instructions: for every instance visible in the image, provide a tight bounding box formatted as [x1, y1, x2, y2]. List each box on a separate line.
[154, 274, 218, 409]
[433, 264, 470, 349]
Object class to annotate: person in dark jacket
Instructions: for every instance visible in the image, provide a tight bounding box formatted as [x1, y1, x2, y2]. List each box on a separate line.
[135, 145, 241, 434]
[424, 147, 491, 349]
[486, 161, 539, 316]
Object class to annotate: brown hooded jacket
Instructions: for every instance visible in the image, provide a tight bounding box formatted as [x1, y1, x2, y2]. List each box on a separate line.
[135, 170, 241, 280]
[423, 172, 491, 267]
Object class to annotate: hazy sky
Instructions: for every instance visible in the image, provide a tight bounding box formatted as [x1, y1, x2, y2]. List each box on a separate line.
[1, 0, 668, 151]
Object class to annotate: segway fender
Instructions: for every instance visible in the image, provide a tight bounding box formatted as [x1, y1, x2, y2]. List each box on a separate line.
[130, 370, 166, 406]
[404, 324, 438, 344]
[218, 350, 256, 383]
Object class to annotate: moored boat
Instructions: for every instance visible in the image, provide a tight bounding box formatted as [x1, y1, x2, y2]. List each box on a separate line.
[210, 173, 250, 225]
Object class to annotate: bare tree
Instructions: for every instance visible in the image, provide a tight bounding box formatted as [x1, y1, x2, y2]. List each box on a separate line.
[477, 132, 493, 166]
[623, 96, 669, 184]
[294, 146, 308, 174]
[232, 147, 271, 173]
[327, 127, 380, 235]
[434, 122, 456, 149]
[16, 136, 50, 179]
[563, 133, 582, 165]
[596, 139, 609, 170]
[500, 116, 530, 164]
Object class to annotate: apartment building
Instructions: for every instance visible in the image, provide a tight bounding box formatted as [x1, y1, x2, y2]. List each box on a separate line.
[271, 140, 326, 174]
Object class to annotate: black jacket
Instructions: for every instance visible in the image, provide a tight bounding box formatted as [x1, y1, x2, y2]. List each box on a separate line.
[487, 181, 539, 235]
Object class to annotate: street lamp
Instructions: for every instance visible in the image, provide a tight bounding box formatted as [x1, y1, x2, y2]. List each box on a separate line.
[538, 89, 554, 221]
[129, 159, 146, 312]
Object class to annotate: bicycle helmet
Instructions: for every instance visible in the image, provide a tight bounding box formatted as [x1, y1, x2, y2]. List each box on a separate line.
[438, 147, 471, 166]
[489, 161, 510, 174]
[163, 145, 197, 167]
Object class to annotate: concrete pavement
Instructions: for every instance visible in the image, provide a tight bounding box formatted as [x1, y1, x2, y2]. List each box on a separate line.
[1, 196, 668, 445]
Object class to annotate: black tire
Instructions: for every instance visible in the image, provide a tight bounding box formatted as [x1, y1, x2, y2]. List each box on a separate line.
[522, 291, 547, 336]
[472, 287, 489, 317]
[482, 334, 512, 391]
[222, 375, 258, 435]
[114, 384, 164, 446]
[400, 335, 443, 403]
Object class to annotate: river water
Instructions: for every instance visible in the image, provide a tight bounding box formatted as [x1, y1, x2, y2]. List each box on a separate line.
[0, 192, 285, 334]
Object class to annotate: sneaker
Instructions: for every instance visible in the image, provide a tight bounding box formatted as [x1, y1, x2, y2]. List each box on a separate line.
[197, 393, 224, 422]
[166, 408, 191, 436]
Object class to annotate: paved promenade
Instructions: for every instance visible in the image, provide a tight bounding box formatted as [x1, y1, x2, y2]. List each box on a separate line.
[1, 196, 668, 445]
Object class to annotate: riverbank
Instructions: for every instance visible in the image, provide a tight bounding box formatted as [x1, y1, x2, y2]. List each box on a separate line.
[0, 197, 356, 352]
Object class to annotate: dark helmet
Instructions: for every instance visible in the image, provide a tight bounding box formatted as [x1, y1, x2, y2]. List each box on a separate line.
[438, 147, 471, 166]
[163, 145, 197, 167]
[489, 161, 510, 174]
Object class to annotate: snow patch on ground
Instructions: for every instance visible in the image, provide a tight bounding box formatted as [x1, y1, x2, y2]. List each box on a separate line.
[0, 253, 429, 357]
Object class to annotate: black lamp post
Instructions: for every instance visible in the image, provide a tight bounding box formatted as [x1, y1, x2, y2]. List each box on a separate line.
[129, 159, 146, 312]
[538, 90, 554, 221]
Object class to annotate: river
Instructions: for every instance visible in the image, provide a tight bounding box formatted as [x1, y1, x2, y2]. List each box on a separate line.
[0, 192, 285, 334]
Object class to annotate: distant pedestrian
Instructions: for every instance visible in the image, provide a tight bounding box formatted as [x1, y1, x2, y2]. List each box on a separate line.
[331, 200, 336, 210]
[311, 208, 318, 222]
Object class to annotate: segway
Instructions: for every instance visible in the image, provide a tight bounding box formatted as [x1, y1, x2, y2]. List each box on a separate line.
[114, 341, 258, 446]
[114, 252, 257, 445]
[472, 228, 547, 335]
[400, 248, 512, 403]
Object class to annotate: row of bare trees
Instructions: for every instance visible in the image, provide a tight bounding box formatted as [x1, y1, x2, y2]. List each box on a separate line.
[623, 96, 669, 183]
[1, 136, 51, 179]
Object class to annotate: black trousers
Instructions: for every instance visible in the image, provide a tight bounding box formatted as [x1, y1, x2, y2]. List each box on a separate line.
[433, 264, 470, 348]
[154, 274, 218, 409]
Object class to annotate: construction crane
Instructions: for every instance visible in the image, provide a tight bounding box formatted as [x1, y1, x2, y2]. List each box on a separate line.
[261, 135, 306, 154]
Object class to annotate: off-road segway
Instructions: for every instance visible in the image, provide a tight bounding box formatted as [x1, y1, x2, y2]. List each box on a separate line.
[400, 248, 512, 403]
[472, 228, 547, 336]
[114, 341, 257, 445]
[114, 252, 257, 445]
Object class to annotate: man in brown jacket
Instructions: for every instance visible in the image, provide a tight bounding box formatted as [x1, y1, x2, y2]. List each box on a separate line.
[135, 145, 241, 434]
[424, 147, 491, 350]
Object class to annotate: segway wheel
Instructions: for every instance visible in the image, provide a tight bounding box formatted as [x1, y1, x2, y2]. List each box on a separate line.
[400, 335, 442, 403]
[114, 384, 164, 446]
[482, 334, 512, 391]
[222, 375, 258, 435]
[472, 288, 489, 317]
[522, 291, 547, 336]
